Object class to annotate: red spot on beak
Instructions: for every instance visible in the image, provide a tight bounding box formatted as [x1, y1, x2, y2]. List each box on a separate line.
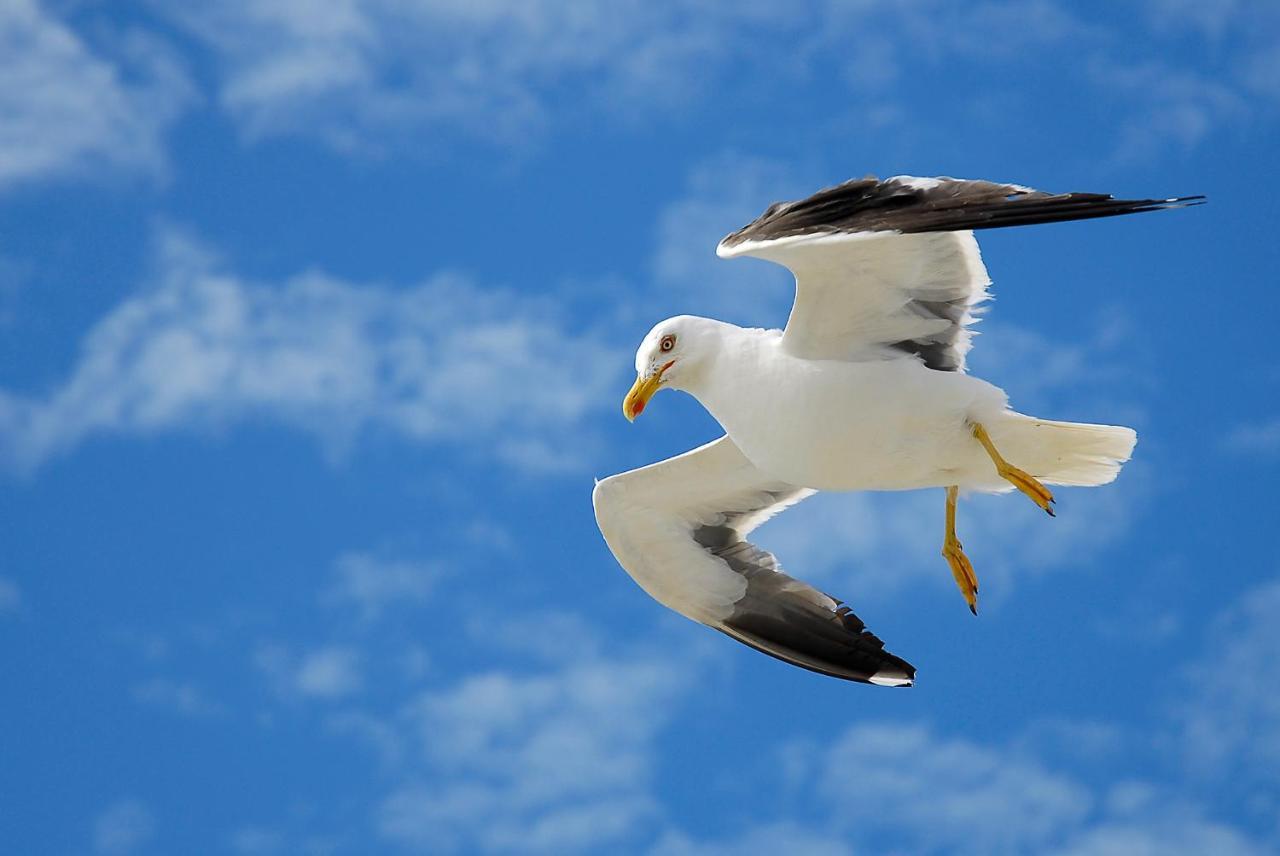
[631, 399, 645, 417]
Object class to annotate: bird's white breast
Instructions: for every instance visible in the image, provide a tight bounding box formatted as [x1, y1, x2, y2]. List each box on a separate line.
[691, 336, 1007, 492]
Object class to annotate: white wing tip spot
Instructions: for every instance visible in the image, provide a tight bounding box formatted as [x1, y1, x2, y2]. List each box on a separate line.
[868, 670, 914, 687]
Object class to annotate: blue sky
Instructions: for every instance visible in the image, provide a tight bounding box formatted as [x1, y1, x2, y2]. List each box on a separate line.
[1, 1, 1278, 853]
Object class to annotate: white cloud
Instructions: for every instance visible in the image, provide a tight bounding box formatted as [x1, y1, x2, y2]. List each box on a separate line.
[230, 826, 285, 855]
[1174, 578, 1280, 789]
[1143, 2, 1280, 104]
[256, 644, 363, 700]
[0, 229, 622, 475]
[1143, 0, 1243, 41]
[665, 721, 1265, 856]
[2, 0, 1264, 173]
[652, 153, 807, 326]
[1014, 718, 1127, 764]
[821, 1, 1271, 160]
[816, 722, 1092, 854]
[653, 823, 856, 856]
[0, 0, 189, 190]
[464, 608, 604, 664]
[968, 319, 1153, 423]
[93, 799, 156, 855]
[323, 552, 443, 621]
[819, 0, 1094, 80]
[132, 678, 225, 717]
[152, 1, 786, 150]
[1050, 782, 1271, 856]
[294, 647, 363, 698]
[1091, 58, 1248, 164]
[229, 824, 342, 855]
[377, 654, 691, 853]
[329, 635, 705, 855]
[145, 0, 1273, 161]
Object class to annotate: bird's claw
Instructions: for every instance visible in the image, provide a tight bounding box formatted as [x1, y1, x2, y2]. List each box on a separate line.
[942, 537, 979, 616]
[999, 463, 1056, 515]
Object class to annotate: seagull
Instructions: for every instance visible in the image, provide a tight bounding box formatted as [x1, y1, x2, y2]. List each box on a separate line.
[593, 175, 1202, 686]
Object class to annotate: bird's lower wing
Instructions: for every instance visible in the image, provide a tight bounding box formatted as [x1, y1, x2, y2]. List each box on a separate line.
[593, 435, 914, 686]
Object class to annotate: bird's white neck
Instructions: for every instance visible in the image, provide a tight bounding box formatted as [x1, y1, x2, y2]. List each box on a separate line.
[677, 324, 776, 427]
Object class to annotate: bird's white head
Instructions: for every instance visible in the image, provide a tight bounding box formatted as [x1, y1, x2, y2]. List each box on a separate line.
[623, 315, 722, 422]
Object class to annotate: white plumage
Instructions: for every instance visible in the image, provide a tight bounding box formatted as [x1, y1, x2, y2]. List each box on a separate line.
[594, 175, 1198, 685]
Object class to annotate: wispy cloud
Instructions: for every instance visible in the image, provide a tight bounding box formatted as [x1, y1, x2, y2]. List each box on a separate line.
[1144, 1, 1280, 104]
[661, 578, 1280, 854]
[128, 0, 1273, 162]
[0, 577, 19, 614]
[654, 822, 857, 856]
[255, 643, 364, 700]
[1174, 577, 1280, 788]
[652, 153, 809, 326]
[151, 1, 785, 151]
[968, 318, 1154, 424]
[3, 0, 1270, 187]
[0, 0, 190, 190]
[181, 541, 1273, 854]
[375, 651, 697, 853]
[663, 720, 1266, 855]
[322, 551, 444, 621]
[93, 799, 156, 855]
[1092, 58, 1248, 164]
[1223, 418, 1280, 456]
[1050, 785, 1270, 856]
[132, 678, 226, 718]
[813, 722, 1091, 852]
[0, 229, 622, 475]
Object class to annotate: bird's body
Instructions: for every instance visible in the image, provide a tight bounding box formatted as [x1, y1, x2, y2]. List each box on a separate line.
[678, 321, 1009, 492]
[594, 174, 1201, 686]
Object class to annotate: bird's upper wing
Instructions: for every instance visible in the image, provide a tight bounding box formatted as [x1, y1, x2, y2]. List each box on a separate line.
[593, 435, 914, 686]
[717, 175, 1203, 370]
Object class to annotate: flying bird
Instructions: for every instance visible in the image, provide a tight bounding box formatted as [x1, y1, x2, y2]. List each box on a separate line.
[593, 175, 1202, 686]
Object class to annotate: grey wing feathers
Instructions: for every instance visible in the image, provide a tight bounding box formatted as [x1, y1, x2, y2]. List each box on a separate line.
[719, 175, 1204, 248]
[694, 508, 915, 686]
[880, 241, 984, 373]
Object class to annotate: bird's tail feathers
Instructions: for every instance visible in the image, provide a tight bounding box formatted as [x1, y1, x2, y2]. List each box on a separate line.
[996, 414, 1137, 487]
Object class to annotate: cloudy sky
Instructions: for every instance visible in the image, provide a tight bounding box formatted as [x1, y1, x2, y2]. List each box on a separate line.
[1, 1, 1278, 853]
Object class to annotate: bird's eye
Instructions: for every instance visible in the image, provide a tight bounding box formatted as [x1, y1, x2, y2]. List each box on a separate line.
[660, 335, 676, 352]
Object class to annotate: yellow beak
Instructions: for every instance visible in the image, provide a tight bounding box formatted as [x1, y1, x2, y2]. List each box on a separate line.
[622, 361, 673, 422]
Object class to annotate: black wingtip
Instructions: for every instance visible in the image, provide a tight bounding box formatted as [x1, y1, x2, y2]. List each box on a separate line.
[1127, 194, 1207, 214]
[720, 178, 1208, 248]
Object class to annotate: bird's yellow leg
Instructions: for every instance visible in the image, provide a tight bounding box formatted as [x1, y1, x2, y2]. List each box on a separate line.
[971, 422, 1056, 516]
[942, 486, 979, 615]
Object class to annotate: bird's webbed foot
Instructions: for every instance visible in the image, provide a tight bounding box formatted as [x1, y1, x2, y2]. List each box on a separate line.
[943, 485, 979, 615]
[971, 422, 1056, 516]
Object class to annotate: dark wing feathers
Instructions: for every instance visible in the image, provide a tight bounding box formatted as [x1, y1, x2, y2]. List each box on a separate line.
[693, 512, 915, 686]
[889, 294, 975, 372]
[720, 175, 1204, 249]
